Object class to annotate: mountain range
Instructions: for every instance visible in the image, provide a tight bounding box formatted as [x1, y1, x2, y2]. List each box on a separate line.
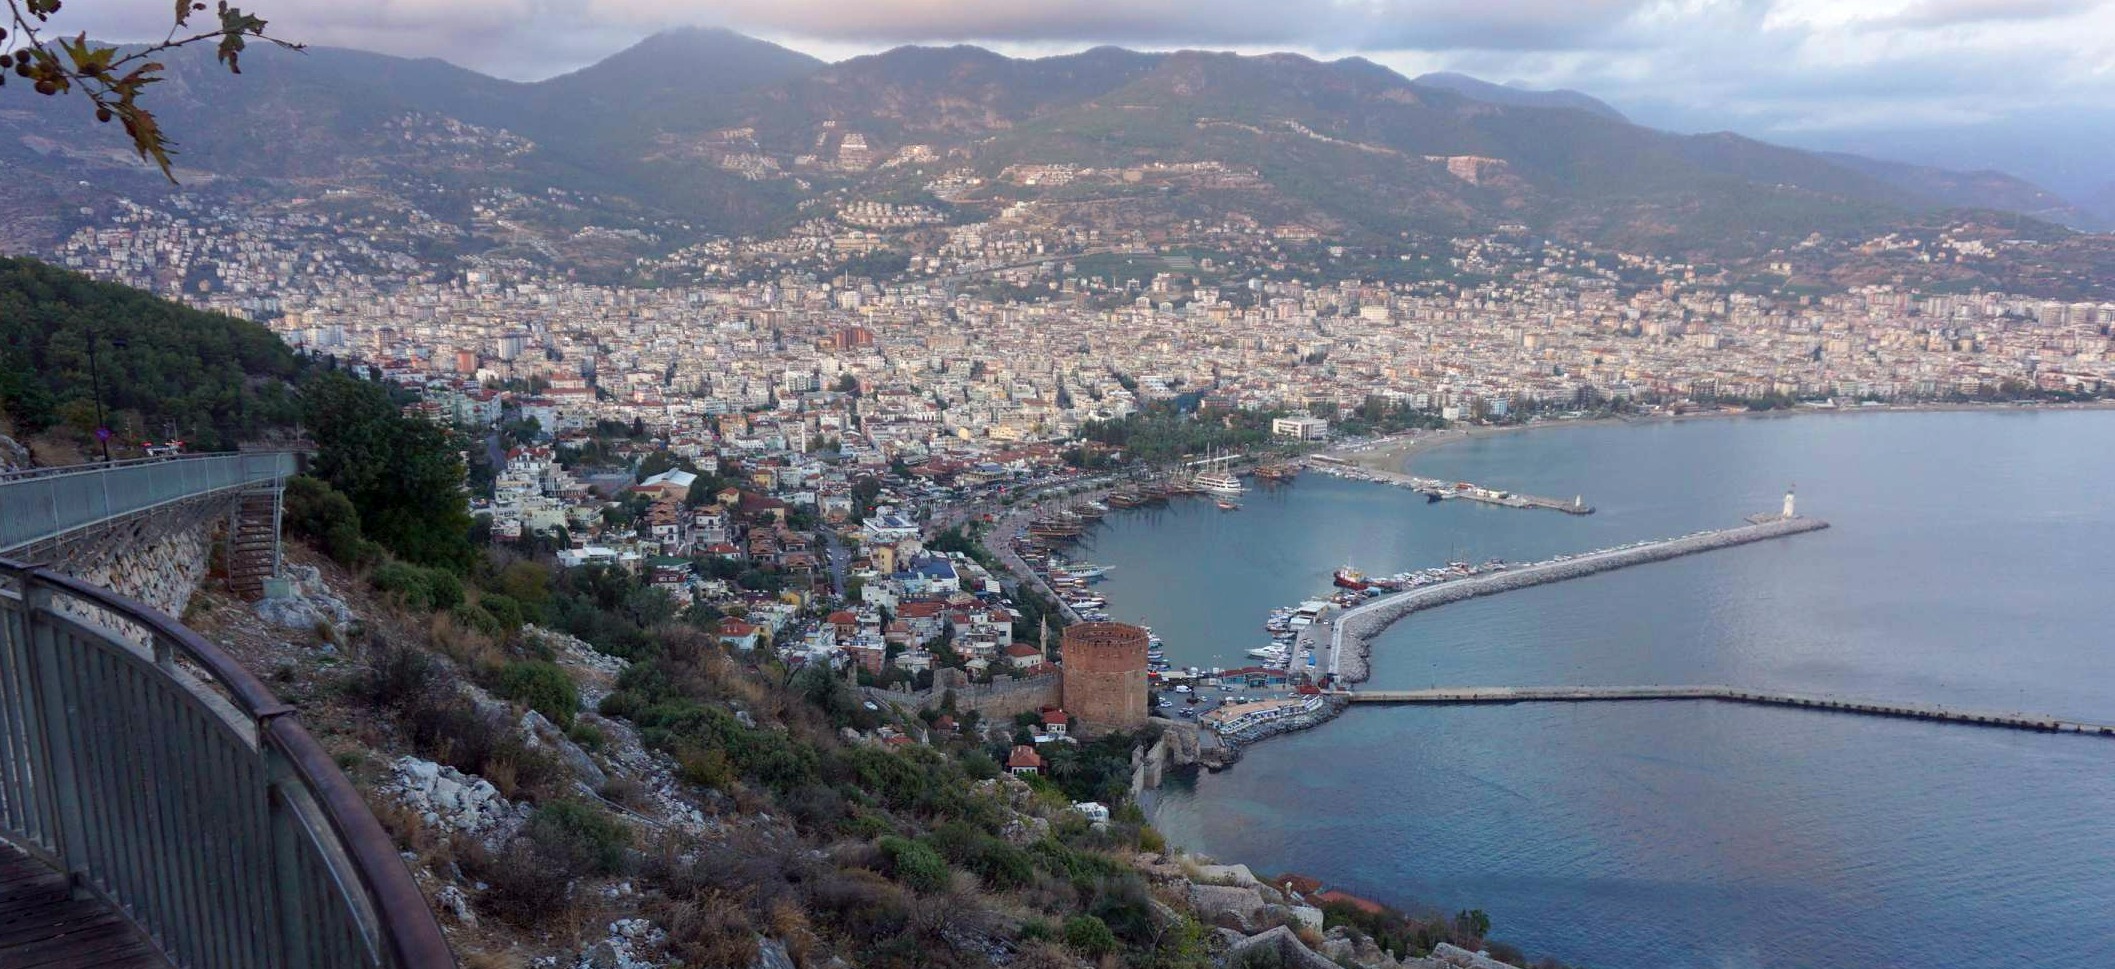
[0, 27, 2100, 265]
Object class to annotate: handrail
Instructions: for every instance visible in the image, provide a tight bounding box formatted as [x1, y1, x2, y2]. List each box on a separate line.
[0, 556, 455, 968]
[0, 450, 301, 552]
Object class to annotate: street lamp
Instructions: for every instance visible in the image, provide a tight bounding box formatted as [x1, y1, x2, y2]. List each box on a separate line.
[85, 333, 127, 462]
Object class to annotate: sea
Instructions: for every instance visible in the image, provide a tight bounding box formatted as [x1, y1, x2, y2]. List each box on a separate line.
[1068, 409, 2115, 969]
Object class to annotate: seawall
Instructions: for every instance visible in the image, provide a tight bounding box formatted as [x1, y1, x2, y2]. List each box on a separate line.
[1330, 516, 1830, 684]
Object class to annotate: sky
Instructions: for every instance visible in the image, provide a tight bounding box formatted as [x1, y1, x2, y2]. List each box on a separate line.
[53, 0, 2115, 197]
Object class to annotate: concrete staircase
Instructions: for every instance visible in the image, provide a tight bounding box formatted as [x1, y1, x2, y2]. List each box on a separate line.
[226, 488, 281, 600]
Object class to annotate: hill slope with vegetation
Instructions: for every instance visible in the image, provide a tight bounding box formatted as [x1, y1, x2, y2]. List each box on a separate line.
[0, 256, 301, 451]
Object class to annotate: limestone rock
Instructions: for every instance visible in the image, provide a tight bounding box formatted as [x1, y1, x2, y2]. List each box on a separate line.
[751, 937, 796, 969]
[999, 814, 1050, 845]
[575, 919, 667, 969]
[519, 709, 608, 791]
[1227, 925, 1341, 969]
[388, 756, 521, 848]
[434, 884, 476, 927]
[1192, 862, 1262, 888]
[1430, 943, 1514, 969]
[1188, 883, 1266, 931]
[0, 433, 28, 472]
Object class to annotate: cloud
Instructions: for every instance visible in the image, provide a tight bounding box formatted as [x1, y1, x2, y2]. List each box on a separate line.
[37, 0, 2115, 162]
[1876, 0, 2101, 29]
[567, 0, 1671, 53]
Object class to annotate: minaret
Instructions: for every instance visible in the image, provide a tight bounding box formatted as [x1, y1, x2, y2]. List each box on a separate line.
[1783, 484, 1797, 520]
[1038, 616, 1050, 664]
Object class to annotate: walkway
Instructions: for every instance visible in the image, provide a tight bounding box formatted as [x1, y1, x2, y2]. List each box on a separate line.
[1343, 685, 2115, 736]
[0, 842, 168, 968]
[0, 451, 298, 554]
[1, 453, 452, 968]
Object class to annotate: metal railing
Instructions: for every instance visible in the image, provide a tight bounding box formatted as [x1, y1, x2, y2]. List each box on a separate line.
[0, 452, 301, 553]
[0, 558, 454, 968]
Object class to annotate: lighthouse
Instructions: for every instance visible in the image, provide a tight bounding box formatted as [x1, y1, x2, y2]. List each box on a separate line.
[1782, 485, 1797, 520]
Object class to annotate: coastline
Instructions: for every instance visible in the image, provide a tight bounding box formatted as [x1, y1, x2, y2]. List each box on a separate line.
[1334, 400, 2115, 479]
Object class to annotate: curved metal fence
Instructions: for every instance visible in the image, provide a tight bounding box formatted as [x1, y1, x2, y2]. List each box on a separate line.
[0, 561, 453, 966]
[0, 452, 301, 553]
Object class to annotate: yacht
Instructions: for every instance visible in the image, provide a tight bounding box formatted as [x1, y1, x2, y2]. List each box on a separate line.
[1194, 470, 1244, 497]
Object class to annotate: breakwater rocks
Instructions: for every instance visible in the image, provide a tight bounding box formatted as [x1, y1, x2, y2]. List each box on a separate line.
[1333, 517, 1830, 684]
[1195, 697, 1349, 768]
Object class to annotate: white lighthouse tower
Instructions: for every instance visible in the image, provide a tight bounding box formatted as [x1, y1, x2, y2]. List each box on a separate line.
[1782, 484, 1797, 520]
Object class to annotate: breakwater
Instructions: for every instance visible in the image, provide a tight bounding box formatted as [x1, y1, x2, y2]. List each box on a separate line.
[1328, 516, 1830, 683]
[1343, 686, 2115, 737]
[1307, 454, 1594, 514]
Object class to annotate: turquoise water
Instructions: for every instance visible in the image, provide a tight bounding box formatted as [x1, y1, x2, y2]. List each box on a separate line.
[1078, 410, 2115, 969]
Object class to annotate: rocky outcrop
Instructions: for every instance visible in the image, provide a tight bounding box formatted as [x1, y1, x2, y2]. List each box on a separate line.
[0, 433, 29, 473]
[574, 918, 668, 969]
[1229, 925, 1346, 969]
[255, 564, 359, 631]
[1189, 883, 1268, 930]
[1428, 943, 1516, 968]
[520, 709, 609, 791]
[388, 755, 528, 849]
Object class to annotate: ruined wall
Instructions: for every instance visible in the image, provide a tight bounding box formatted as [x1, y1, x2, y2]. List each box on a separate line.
[866, 670, 1063, 721]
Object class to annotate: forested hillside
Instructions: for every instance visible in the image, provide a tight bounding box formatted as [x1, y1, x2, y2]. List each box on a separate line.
[0, 257, 301, 450]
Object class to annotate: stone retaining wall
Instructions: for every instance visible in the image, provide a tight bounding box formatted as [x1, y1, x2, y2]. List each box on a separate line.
[21, 497, 233, 617]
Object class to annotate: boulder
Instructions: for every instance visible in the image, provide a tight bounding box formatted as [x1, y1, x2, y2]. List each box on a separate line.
[1187, 883, 1266, 931]
[752, 937, 797, 969]
[520, 710, 609, 790]
[1227, 925, 1342, 969]
[1191, 862, 1262, 888]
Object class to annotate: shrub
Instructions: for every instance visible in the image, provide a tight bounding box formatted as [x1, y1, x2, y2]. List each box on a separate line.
[930, 822, 1036, 891]
[566, 721, 606, 751]
[660, 892, 760, 967]
[877, 836, 950, 894]
[497, 660, 579, 728]
[473, 839, 567, 926]
[525, 801, 631, 877]
[1062, 915, 1118, 957]
[371, 561, 463, 612]
[283, 475, 377, 567]
[359, 641, 435, 710]
[805, 867, 912, 940]
[478, 593, 526, 635]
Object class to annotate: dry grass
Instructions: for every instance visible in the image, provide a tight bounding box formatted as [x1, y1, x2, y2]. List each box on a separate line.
[660, 891, 761, 967]
[459, 952, 526, 969]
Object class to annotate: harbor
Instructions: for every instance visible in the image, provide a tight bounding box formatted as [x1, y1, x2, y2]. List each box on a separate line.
[1139, 411, 2115, 969]
[1305, 453, 1595, 514]
[974, 452, 2111, 753]
[1322, 511, 1827, 684]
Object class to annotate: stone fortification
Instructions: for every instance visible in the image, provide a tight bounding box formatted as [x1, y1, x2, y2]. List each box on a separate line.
[1062, 621, 1149, 732]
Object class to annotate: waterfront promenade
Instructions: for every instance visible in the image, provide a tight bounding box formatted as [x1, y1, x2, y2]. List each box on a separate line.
[1324, 516, 1831, 683]
[1342, 686, 2115, 737]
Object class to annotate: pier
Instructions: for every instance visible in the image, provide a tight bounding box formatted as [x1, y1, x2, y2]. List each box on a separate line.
[1326, 515, 1830, 682]
[1306, 455, 1593, 514]
[1340, 686, 2115, 737]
